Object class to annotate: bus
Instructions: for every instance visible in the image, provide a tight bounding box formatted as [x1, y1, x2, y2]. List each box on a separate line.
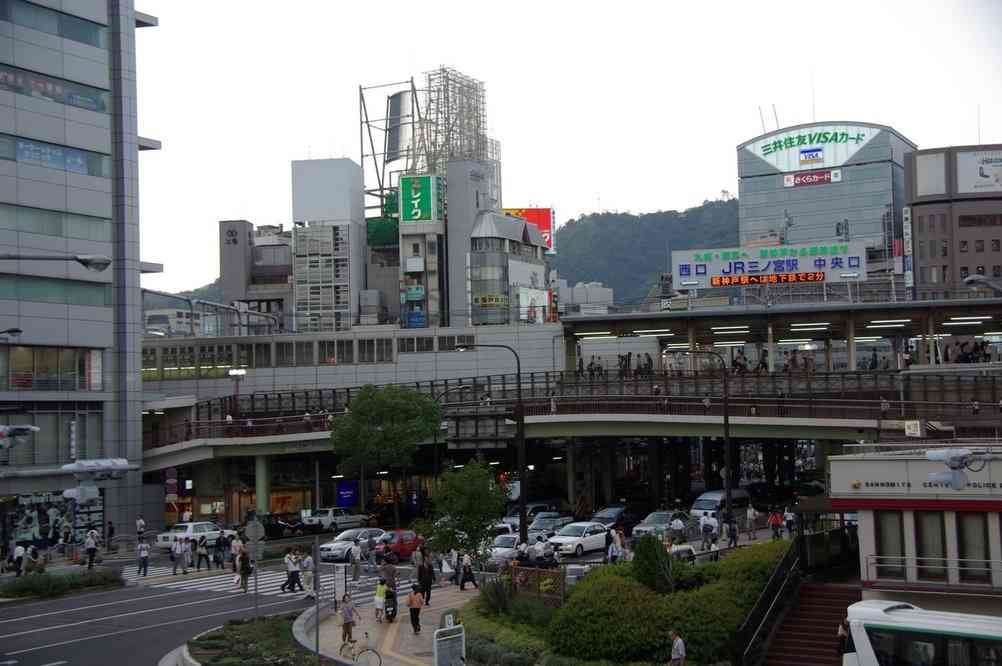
[844, 600, 1002, 665]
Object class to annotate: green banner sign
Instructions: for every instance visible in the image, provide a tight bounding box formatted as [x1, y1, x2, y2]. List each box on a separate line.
[399, 175, 445, 223]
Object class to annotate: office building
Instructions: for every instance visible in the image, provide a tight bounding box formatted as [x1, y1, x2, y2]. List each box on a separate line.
[218, 219, 293, 332]
[905, 144, 1002, 299]
[0, 1, 158, 538]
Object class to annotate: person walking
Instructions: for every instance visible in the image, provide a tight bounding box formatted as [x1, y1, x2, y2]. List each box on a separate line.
[670, 515, 686, 544]
[366, 532, 377, 573]
[237, 550, 252, 593]
[768, 509, 784, 540]
[406, 583, 424, 635]
[373, 578, 387, 623]
[670, 628, 686, 666]
[350, 540, 362, 581]
[745, 505, 759, 540]
[230, 534, 243, 573]
[195, 535, 210, 571]
[279, 548, 297, 593]
[84, 529, 98, 570]
[340, 594, 356, 644]
[213, 533, 227, 569]
[171, 537, 187, 575]
[135, 515, 146, 542]
[137, 539, 150, 577]
[459, 552, 478, 591]
[607, 537, 621, 564]
[184, 537, 195, 570]
[12, 543, 25, 577]
[784, 507, 797, 538]
[301, 550, 315, 599]
[106, 521, 115, 552]
[417, 558, 434, 606]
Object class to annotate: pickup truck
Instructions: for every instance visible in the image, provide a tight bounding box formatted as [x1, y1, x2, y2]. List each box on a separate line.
[303, 507, 372, 533]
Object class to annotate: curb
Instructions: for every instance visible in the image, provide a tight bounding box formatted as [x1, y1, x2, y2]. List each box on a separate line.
[292, 602, 352, 665]
[158, 625, 221, 666]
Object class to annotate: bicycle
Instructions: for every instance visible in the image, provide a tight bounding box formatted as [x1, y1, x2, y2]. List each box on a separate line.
[339, 631, 382, 665]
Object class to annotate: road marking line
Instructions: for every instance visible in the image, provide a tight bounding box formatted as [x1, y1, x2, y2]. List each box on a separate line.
[379, 618, 425, 666]
[3, 598, 302, 656]
[39, 661, 68, 666]
[0, 592, 245, 640]
[8, 589, 199, 622]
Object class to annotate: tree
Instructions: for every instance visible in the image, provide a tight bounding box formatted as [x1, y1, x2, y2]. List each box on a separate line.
[421, 460, 509, 559]
[330, 384, 440, 526]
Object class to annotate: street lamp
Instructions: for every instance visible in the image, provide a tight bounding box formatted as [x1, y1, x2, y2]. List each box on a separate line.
[228, 368, 247, 417]
[457, 343, 528, 544]
[432, 384, 472, 482]
[0, 253, 112, 272]
[681, 349, 733, 519]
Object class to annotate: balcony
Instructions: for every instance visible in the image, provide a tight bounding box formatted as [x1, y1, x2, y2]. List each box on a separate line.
[864, 554, 1002, 594]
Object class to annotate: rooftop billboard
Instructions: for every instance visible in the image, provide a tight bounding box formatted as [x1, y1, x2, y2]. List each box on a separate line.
[503, 207, 555, 253]
[742, 123, 880, 173]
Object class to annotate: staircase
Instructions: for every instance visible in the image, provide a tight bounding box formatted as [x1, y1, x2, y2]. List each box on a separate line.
[765, 583, 861, 666]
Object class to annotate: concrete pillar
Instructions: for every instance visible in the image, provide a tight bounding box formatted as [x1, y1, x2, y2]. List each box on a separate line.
[701, 438, 723, 491]
[602, 442, 615, 504]
[927, 317, 937, 365]
[687, 323, 697, 372]
[565, 336, 578, 375]
[565, 440, 577, 508]
[763, 441, 778, 489]
[824, 339, 833, 372]
[779, 441, 797, 487]
[847, 317, 857, 371]
[767, 323, 776, 372]
[666, 439, 691, 506]
[255, 455, 271, 516]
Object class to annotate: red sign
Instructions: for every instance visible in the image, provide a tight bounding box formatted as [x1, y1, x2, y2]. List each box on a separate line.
[710, 272, 826, 287]
[783, 169, 841, 188]
[503, 208, 555, 253]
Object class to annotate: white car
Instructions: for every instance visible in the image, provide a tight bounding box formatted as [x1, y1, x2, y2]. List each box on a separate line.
[303, 507, 372, 532]
[548, 521, 607, 557]
[156, 522, 236, 550]
[319, 528, 385, 563]
[489, 534, 522, 564]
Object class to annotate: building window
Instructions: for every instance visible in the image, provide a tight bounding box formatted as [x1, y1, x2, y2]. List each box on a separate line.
[956, 513, 990, 583]
[253, 343, 271, 368]
[295, 341, 313, 365]
[335, 340, 354, 364]
[941, 240, 949, 258]
[318, 340, 337, 364]
[0, 134, 111, 178]
[918, 241, 925, 260]
[7, 0, 108, 49]
[398, 337, 415, 353]
[942, 265, 949, 281]
[412, 243, 420, 257]
[960, 267, 969, 279]
[0, 345, 102, 391]
[930, 266, 939, 284]
[438, 336, 456, 352]
[457, 335, 475, 348]
[915, 511, 946, 580]
[358, 339, 375, 363]
[919, 266, 929, 284]
[416, 337, 434, 352]
[976, 239, 985, 253]
[0, 63, 109, 113]
[959, 214, 1002, 228]
[276, 342, 294, 367]
[0, 274, 111, 307]
[376, 339, 393, 362]
[874, 510, 904, 578]
[960, 240, 969, 253]
[916, 216, 924, 234]
[994, 240, 1001, 252]
[994, 265, 1001, 278]
[940, 214, 948, 233]
[977, 265, 986, 276]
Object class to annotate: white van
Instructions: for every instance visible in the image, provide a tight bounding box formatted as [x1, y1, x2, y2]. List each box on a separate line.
[690, 489, 751, 518]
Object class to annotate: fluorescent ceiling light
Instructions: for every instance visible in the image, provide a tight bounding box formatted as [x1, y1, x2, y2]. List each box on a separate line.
[453, 464, 464, 469]
[779, 338, 812, 343]
[711, 325, 750, 331]
[552, 456, 564, 461]
[867, 324, 906, 329]
[681, 280, 699, 286]
[579, 335, 618, 340]
[870, 319, 911, 324]
[840, 272, 861, 279]
[575, 331, 611, 336]
[638, 333, 674, 338]
[527, 464, 535, 471]
[949, 316, 992, 321]
[331, 474, 344, 479]
[488, 461, 500, 466]
[634, 328, 673, 333]
[714, 341, 747, 346]
[791, 322, 830, 327]
[376, 470, 389, 475]
[942, 321, 984, 326]
[788, 327, 829, 332]
[664, 343, 690, 349]
[981, 331, 1002, 336]
[713, 330, 748, 335]
[855, 337, 882, 342]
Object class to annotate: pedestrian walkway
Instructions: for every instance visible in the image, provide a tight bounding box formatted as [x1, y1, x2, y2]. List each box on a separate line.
[143, 566, 412, 600]
[121, 564, 179, 582]
[317, 583, 473, 666]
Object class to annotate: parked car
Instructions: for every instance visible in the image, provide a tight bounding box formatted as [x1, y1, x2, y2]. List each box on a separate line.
[502, 502, 555, 527]
[303, 507, 373, 533]
[319, 527, 385, 563]
[373, 529, 424, 564]
[548, 521, 608, 557]
[690, 489, 752, 518]
[527, 513, 574, 538]
[259, 513, 307, 539]
[630, 511, 673, 541]
[589, 505, 643, 536]
[492, 523, 516, 537]
[156, 522, 237, 551]
[488, 534, 522, 565]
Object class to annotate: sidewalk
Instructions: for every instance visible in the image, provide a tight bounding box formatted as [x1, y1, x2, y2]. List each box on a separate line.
[317, 584, 474, 666]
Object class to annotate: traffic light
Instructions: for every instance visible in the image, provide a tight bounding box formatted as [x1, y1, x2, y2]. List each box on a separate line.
[63, 484, 101, 505]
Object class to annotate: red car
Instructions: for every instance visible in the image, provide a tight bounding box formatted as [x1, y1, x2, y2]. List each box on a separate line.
[373, 529, 424, 564]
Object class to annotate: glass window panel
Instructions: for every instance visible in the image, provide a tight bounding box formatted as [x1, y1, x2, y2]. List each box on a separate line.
[0, 275, 15, 300]
[59, 12, 107, 49]
[17, 206, 62, 236]
[254, 343, 271, 368]
[358, 339, 375, 363]
[875, 510, 904, 578]
[0, 203, 16, 231]
[276, 342, 294, 367]
[0, 346, 6, 390]
[9, 345, 33, 389]
[12, 1, 60, 34]
[295, 341, 313, 365]
[957, 513, 990, 583]
[336, 340, 353, 364]
[0, 134, 14, 161]
[915, 511, 946, 580]
[34, 347, 58, 390]
[416, 337, 434, 352]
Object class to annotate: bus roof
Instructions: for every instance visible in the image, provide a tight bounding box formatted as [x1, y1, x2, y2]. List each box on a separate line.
[849, 601, 1002, 640]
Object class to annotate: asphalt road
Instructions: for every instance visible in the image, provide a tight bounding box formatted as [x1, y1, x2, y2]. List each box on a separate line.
[0, 566, 312, 666]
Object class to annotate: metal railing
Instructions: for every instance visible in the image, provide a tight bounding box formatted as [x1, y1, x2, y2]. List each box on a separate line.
[737, 538, 801, 666]
[864, 554, 1000, 589]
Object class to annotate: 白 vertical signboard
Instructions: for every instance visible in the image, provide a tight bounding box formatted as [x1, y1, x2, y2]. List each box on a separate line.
[502, 208, 556, 254]
[399, 175, 445, 223]
[902, 206, 914, 289]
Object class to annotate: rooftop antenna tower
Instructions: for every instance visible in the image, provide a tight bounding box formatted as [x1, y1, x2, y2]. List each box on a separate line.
[772, 104, 780, 130]
[758, 106, 766, 134]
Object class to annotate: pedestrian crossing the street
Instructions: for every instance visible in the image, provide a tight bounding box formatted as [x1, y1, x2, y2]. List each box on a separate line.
[141, 567, 412, 601]
[120, 564, 188, 582]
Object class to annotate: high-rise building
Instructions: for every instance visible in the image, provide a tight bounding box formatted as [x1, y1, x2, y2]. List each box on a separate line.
[0, 1, 158, 537]
[218, 220, 293, 332]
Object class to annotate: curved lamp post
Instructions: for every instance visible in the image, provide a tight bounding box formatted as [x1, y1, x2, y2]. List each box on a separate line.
[0, 253, 112, 272]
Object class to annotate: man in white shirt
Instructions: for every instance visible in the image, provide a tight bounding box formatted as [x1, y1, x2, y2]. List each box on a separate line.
[12, 544, 25, 577]
[136, 515, 146, 540]
[300, 551, 314, 599]
[230, 535, 244, 572]
[670, 629, 686, 666]
[84, 530, 99, 570]
[531, 536, 549, 563]
[699, 514, 718, 551]
[670, 517, 686, 543]
[137, 540, 150, 577]
[746, 505, 759, 540]
[171, 537, 188, 575]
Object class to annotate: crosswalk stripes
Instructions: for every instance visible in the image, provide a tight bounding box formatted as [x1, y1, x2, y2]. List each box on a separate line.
[120, 564, 183, 582]
[143, 567, 411, 601]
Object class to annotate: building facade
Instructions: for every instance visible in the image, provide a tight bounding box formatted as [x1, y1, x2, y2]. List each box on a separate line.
[0, 0, 156, 538]
[905, 144, 1002, 300]
[738, 122, 916, 274]
[218, 220, 293, 332]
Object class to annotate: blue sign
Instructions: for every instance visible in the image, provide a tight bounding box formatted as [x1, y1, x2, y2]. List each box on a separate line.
[336, 480, 359, 508]
[799, 147, 823, 165]
[406, 310, 426, 328]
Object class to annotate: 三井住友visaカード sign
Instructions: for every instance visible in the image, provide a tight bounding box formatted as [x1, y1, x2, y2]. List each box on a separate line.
[672, 241, 868, 289]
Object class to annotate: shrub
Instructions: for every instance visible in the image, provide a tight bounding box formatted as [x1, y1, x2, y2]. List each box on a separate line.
[508, 596, 556, 628]
[477, 578, 513, 616]
[463, 605, 548, 664]
[0, 569, 122, 598]
[547, 567, 666, 662]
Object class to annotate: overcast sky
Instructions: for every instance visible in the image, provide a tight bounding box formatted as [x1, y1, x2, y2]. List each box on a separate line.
[137, 0, 1002, 293]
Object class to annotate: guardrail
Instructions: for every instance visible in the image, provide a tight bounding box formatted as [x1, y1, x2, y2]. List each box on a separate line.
[864, 554, 1000, 588]
[736, 538, 801, 666]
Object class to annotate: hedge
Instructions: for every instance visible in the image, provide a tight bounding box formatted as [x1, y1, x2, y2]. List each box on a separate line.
[0, 569, 122, 598]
